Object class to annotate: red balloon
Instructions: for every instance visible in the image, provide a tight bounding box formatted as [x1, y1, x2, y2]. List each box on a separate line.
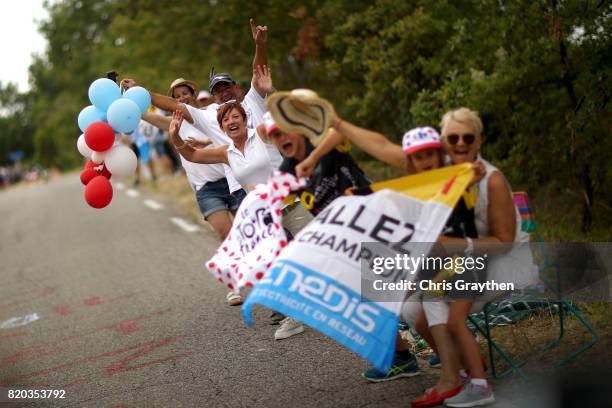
[84, 160, 111, 179]
[98, 163, 112, 179]
[80, 168, 98, 185]
[84, 176, 113, 208]
[84, 122, 115, 152]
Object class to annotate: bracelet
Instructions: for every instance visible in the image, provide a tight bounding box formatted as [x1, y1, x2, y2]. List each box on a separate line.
[464, 237, 474, 256]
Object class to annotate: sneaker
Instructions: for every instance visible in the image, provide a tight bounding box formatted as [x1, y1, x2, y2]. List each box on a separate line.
[269, 311, 285, 325]
[274, 317, 304, 340]
[362, 352, 420, 382]
[444, 382, 495, 407]
[226, 291, 243, 306]
[429, 354, 441, 368]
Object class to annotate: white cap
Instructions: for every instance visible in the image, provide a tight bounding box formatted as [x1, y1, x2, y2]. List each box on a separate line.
[197, 90, 211, 100]
[402, 126, 442, 154]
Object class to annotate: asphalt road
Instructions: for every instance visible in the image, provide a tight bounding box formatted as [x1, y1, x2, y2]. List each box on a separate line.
[0, 174, 442, 408]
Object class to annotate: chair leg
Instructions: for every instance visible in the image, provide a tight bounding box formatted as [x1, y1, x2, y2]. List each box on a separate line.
[468, 305, 529, 380]
[557, 302, 599, 367]
[541, 301, 564, 352]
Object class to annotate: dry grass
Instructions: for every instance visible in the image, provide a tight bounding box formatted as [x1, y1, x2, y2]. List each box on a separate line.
[476, 302, 611, 376]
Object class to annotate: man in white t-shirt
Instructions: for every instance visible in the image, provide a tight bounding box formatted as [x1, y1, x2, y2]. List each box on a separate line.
[142, 78, 243, 242]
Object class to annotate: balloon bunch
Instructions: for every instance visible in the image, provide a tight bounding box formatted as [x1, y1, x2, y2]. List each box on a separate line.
[76, 78, 151, 208]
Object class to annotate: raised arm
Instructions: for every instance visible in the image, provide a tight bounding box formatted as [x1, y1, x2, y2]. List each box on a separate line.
[169, 111, 228, 165]
[334, 116, 407, 170]
[252, 65, 274, 99]
[250, 19, 268, 73]
[295, 128, 345, 178]
[142, 111, 171, 131]
[120, 79, 194, 124]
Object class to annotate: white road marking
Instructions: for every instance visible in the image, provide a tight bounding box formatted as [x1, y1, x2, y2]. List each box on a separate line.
[170, 217, 201, 233]
[0, 313, 40, 329]
[144, 199, 164, 210]
[126, 189, 140, 198]
[115, 182, 125, 191]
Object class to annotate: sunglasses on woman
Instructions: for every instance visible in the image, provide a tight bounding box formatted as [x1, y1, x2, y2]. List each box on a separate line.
[446, 133, 475, 145]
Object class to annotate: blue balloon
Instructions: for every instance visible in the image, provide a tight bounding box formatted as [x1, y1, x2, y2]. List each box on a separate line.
[88, 78, 121, 111]
[77, 105, 107, 132]
[107, 99, 142, 133]
[123, 86, 151, 114]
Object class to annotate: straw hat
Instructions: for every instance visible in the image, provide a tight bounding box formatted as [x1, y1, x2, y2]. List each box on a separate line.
[167, 78, 199, 97]
[266, 89, 333, 142]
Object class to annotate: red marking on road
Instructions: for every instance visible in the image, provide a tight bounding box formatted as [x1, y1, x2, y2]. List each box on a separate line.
[61, 377, 92, 388]
[23, 379, 50, 388]
[2, 309, 172, 367]
[39, 287, 56, 296]
[84, 296, 102, 305]
[50, 290, 146, 317]
[0, 331, 26, 340]
[0, 287, 56, 309]
[0, 334, 191, 386]
[105, 336, 193, 375]
[53, 303, 71, 315]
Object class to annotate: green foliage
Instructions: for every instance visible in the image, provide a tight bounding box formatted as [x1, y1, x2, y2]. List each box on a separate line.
[0, 83, 36, 166]
[0, 0, 609, 234]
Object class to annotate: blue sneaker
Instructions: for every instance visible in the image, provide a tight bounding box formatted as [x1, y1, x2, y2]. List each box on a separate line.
[429, 354, 441, 368]
[362, 352, 420, 382]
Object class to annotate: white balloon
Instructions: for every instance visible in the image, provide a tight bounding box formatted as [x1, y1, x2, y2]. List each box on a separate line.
[91, 150, 106, 164]
[104, 145, 137, 177]
[76, 134, 92, 159]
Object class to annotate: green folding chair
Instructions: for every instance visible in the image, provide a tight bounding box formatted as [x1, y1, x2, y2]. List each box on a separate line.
[466, 192, 598, 379]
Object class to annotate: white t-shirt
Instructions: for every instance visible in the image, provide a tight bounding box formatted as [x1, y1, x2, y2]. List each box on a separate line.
[183, 84, 267, 193]
[177, 120, 227, 192]
[226, 128, 283, 190]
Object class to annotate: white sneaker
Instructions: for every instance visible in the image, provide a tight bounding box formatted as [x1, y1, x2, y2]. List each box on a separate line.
[226, 291, 243, 306]
[274, 317, 304, 340]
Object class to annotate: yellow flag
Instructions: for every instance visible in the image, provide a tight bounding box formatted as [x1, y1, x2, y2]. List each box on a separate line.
[350, 163, 475, 209]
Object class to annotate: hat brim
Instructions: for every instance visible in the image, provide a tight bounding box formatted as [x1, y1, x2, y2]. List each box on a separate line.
[209, 79, 235, 93]
[167, 80, 199, 97]
[266, 91, 333, 142]
[404, 142, 442, 155]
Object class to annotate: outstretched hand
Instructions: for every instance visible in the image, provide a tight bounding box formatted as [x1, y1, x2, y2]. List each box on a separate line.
[250, 18, 268, 45]
[253, 65, 273, 96]
[186, 137, 212, 149]
[120, 78, 137, 91]
[169, 110, 184, 140]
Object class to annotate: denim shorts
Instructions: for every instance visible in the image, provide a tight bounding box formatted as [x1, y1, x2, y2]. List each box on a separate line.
[195, 178, 243, 219]
[152, 140, 167, 156]
[231, 188, 247, 207]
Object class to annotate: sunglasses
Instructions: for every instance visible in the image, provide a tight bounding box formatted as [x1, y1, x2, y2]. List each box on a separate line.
[446, 133, 476, 145]
[216, 99, 238, 111]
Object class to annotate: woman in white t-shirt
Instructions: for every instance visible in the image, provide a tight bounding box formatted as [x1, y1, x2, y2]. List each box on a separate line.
[168, 103, 313, 238]
[168, 103, 283, 190]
